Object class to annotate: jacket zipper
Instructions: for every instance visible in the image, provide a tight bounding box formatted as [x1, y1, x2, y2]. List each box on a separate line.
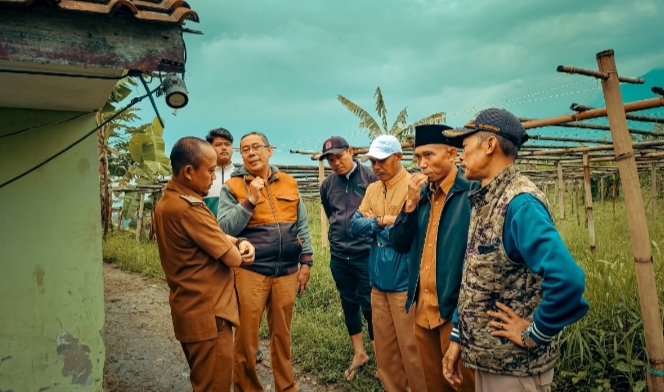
[264, 180, 283, 276]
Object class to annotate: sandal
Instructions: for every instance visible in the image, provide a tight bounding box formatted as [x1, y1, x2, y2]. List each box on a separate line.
[344, 362, 367, 381]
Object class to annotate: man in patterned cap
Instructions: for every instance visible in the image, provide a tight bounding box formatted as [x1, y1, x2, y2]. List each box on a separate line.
[441, 108, 589, 392]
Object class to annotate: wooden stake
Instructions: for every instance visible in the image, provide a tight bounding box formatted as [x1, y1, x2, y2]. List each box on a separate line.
[652, 163, 657, 219]
[574, 181, 581, 226]
[600, 177, 605, 205]
[558, 161, 565, 234]
[136, 191, 145, 242]
[597, 49, 664, 391]
[318, 160, 329, 249]
[612, 175, 617, 215]
[583, 153, 596, 254]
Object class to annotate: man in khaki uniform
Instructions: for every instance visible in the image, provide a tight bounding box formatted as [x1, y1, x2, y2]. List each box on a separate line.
[154, 137, 255, 392]
[349, 135, 427, 392]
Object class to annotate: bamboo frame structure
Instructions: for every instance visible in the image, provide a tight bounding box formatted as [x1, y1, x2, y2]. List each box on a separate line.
[594, 49, 664, 391]
[583, 153, 596, 254]
[318, 160, 329, 248]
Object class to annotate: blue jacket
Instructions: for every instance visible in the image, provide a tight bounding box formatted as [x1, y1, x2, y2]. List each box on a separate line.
[350, 210, 409, 292]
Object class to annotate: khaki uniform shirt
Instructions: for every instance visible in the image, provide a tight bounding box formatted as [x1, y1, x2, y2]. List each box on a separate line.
[415, 165, 458, 329]
[154, 180, 238, 343]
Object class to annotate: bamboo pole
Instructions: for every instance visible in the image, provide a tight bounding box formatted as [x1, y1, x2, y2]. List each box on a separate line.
[652, 163, 657, 219]
[136, 191, 145, 242]
[573, 180, 580, 226]
[318, 160, 329, 248]
[612, 175, 617, 215]
[597, 49, 664, 391]
[520, 116, 664, 137]
[521, 96, 664, 130]
[571, 103, 664, 124]
[583, 153, 596, 254]
[558, 161, 565, 234]
[600, 176, 605, 205]
[553, 175, 558, 211]
[557, 64, 645, 84]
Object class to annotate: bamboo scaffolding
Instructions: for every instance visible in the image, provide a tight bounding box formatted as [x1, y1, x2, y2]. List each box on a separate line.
[521, 96, 664, 130]
[652, 163, 658, 219]
[594, 49, 664, 391]
[558, 161, 565, 233]
[571, 103, 664, 124]
[318, 160, 329, 248]
[519, 116, 664, 137]
[136, 191, 145, 242]
[583, 153, 596, 254]
[557, 64, 645, 84]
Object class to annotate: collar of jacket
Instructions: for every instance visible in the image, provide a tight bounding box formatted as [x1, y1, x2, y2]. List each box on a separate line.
[420, 165, 472, 201]
[383, 167, 409, 189]
[339, 158, 362, 181]
[165, 179, 202, 199]
[468, 164, 520, 210]
[231, 164, 281, 183]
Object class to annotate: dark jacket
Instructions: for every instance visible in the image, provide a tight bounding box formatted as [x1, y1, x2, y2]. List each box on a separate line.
[217, 165, 313, 277]
[320, 160, 378, 260]
[390, 167, 478, 318]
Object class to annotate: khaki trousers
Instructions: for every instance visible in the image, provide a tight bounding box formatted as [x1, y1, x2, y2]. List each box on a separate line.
[474, 369, 554, 392]
[180, 317, 234, 392]
[372, 288, 427, 392]
[414, 321, 475, 392]
[234, 268, 300, 392]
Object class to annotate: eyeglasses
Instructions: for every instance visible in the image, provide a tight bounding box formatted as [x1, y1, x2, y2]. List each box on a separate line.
[240, 144, 270, 155]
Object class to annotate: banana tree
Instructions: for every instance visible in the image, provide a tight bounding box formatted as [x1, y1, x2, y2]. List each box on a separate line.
[118, 116, 172, 240]
[98, 77, 139, 237]
[337, 87, 446, 142]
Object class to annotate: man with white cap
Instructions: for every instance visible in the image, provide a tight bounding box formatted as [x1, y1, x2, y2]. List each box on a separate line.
[350, 135, 426, 392]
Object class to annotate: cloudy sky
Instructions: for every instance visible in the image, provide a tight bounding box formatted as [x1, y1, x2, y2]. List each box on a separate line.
[135, 0, 664, 165]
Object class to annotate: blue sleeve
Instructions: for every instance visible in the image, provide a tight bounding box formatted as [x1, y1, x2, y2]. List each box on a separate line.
[349, 210, 381, 237]
[504, 194, 589, 345]
[450, 307, 460, 344]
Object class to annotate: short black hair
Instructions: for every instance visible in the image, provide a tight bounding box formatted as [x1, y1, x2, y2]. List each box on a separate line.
[240, 131, 270, 146]
[170, 137, 209, 175]
[476, 131, 519, 159]
[205, 127, 234, 144]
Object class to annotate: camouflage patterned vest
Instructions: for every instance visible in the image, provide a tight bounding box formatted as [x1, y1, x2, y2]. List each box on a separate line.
[458, 165, 556, 376]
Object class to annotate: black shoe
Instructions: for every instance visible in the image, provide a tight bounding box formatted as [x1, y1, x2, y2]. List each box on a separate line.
[257, 348, 264, 363]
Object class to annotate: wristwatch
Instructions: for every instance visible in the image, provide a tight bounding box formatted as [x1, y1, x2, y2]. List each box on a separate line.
[521, 325, 538, 350]
[300, 261, 313, 268]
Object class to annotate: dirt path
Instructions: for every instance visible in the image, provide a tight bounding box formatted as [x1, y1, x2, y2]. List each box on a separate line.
[102, 263, 343, 392]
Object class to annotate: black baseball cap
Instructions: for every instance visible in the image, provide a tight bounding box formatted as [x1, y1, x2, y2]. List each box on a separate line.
[319, 136, 350, 160]
[443, 108, 529, 149]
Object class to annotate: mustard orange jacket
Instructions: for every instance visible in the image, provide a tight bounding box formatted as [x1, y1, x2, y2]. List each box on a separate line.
[218, 165, 313, 277]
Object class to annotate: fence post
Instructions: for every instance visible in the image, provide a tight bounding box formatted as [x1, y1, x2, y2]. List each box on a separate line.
[136, 191, 145, 242]
[652, 163, 657, 220]
[597, 49, 664, 390]
[557, 161, 565, 234]
[583, 152, 596, 254]
[318, 160, 329, 249]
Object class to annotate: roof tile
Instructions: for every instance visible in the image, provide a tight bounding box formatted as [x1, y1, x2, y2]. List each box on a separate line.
[0, 0, 198, 25]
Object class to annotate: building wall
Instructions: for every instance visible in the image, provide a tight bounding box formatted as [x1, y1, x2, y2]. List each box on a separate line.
[0, 108, 104, 392]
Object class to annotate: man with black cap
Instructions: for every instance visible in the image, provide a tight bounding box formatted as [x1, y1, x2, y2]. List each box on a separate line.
[389, 124, 477, 392]
[319, 136, 378, 381]
[441, 108, 589, 392]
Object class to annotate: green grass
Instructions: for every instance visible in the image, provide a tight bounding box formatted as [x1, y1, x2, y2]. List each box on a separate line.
[103, 195, 664, 392]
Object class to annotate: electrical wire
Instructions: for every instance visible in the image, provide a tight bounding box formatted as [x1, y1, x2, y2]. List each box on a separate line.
[0, 85, 161, 190]
[0, 113, 88, 140]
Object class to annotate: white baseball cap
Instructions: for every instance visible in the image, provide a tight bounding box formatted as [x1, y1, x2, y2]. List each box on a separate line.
[364, 135, 402, 161]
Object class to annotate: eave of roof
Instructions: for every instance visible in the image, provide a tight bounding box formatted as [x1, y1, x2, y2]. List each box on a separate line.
[0, 0, 199, 26]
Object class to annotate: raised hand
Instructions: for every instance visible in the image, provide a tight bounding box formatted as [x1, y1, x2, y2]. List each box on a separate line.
[247, 178, 265, 205]
[404, 173, 428, 213]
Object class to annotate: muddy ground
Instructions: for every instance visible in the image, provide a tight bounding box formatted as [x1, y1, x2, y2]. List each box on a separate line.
[102, 263, 343, 392]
